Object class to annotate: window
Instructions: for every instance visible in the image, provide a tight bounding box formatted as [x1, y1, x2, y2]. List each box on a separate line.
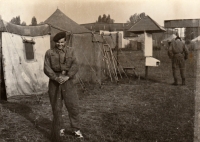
[23, 39, 35, 61]
[24, 43, 34, 60]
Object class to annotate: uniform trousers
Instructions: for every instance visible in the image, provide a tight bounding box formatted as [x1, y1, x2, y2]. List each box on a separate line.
[172, 54, 186, 83]
[48, 78, 80, 140]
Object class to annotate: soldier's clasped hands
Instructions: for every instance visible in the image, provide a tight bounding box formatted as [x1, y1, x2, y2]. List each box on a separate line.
[55, 76, 70, 84]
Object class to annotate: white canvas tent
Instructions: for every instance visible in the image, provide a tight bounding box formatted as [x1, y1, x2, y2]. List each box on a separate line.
[0, 20, 51, 98]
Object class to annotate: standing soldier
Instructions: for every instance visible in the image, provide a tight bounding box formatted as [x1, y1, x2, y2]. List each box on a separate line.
[44, 32, 83, 141]
[168, 35, 188, 85]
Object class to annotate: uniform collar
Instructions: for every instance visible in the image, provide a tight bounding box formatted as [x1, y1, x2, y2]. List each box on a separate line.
[54, 46, 67, 53]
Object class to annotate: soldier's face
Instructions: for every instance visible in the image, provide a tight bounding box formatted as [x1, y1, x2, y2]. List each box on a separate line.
[56, 38, 66, 50]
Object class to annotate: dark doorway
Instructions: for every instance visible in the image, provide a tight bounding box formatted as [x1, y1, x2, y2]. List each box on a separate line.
[0, 32, 7, 101]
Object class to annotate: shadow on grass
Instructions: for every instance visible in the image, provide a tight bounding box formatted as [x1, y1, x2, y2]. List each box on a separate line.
[1, 101, 52, 141]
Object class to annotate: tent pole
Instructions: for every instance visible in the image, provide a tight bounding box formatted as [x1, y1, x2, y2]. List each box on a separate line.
[109, 34, 130, 79]
[103, 46, 113, 82]
[102, 34, 130, 80]
[112, 54, 127, 78]
[113, 56, 123, 79]
[109, 45, 118, 81]
[101, 35, 114, 81]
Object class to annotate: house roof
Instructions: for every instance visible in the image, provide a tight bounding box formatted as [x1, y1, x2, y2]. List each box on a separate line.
[44, 9, 90, 34]
[81, 15, 165, 35]
[128, 15, 166, 34]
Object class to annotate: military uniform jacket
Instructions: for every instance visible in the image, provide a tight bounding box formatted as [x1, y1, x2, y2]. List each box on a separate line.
[44, 46, 78, 80]
[168, 39, 188, 60]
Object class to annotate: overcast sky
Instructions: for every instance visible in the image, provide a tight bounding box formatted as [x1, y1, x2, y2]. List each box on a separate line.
[0, 0, 200, 26]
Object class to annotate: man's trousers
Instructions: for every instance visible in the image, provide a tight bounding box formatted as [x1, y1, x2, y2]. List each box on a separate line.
[48, 79, 80, 140]
[172, 54, 186, 83]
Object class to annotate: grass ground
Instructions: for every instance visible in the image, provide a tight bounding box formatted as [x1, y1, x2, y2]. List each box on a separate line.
[0, 48, 196, 142]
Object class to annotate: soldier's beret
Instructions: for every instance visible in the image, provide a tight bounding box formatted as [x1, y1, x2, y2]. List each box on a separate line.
[53, 32, 71, 42]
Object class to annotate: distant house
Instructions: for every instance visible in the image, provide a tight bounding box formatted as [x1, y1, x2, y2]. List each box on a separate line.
[81, 23, 138, 48]
[81, 15, 166, 50]
[81, 23, 136, 35]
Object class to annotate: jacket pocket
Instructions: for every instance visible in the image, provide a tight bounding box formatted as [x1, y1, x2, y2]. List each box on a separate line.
[50, 53, 60, 70]
[65, 55, 73, 68]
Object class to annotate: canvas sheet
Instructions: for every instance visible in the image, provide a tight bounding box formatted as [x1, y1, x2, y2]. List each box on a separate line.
[72, 33, 104, 83]
[2, 32, 50, 98]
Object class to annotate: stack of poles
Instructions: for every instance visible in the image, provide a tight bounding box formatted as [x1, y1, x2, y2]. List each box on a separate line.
[110, 34, 140, 79]
[101, 34, 125, 82]
[102, 44, 118, 82]
[109, 34, 129, 79]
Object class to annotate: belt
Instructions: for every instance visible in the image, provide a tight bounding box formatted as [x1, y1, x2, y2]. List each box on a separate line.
[174, 52, 183, 55]
[54, 71, 68, 75]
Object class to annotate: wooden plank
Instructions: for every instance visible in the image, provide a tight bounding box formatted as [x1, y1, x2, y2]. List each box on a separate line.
[164, 19, 200, 28]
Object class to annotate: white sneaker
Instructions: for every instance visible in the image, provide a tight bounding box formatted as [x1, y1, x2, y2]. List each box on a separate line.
[60, 129, 65, 136]
[73, 130, 84, 138]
